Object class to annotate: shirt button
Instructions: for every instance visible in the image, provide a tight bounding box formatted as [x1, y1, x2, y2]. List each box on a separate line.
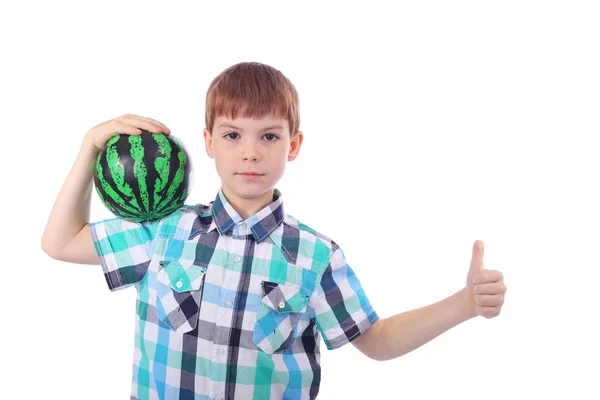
[279, 301, 286, 309]
[225, 300, 233, 308]
[175, 280, 183, 289]
[233, 255, 241, 263]
[239, 222, 247, 229]
[218, 349, 225, 356]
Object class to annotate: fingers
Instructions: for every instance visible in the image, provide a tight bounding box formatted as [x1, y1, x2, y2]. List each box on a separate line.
[132, 114, 171, 134]
[474, 305, 502, 319]
[117, 114, 171, 135]
[474, 293, 504, 306]
[473, 269, 504, 285]
[116, 114, 165, 134]
[473, 279, 505, 316]
[110, 120, 143, 135]
[473, 281, 507, 295]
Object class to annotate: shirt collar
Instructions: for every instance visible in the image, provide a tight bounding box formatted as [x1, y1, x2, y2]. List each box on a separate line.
[210, 188, 285, 243]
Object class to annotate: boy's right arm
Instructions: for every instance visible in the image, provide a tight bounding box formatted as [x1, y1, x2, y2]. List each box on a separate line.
[41, 141, 102, 264]
[41, 114, 170, 264]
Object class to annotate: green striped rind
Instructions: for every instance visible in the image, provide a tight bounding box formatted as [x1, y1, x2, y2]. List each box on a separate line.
[152, 134, 184, 214]
[130, 135, 149, 214]
[94, 135, 142, 218]
[153, 134, 172, 210]
[93, 131, 192, 222]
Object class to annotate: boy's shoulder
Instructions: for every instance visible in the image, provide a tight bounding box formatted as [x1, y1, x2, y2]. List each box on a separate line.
[282, 212, 338, 250]
[277, 212, 341, 273]
[154, 203, 212, 239]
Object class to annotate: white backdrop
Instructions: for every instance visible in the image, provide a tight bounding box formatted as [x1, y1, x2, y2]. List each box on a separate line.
[1, 1, 599, 399]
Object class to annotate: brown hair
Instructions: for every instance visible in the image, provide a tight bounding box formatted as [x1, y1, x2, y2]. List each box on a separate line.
[205, 62, 300, 136]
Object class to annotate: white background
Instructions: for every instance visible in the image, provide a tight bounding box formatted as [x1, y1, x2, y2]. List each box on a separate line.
[1, 1, 599, 399]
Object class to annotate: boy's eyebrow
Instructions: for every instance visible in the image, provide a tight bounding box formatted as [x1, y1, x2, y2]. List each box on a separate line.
[218, 123, 244, 131]
[217, 124, 285, 131]
[262, 125, 284, 131]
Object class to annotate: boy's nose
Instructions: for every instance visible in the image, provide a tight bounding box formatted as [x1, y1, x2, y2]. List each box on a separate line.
[242, 145, 261, 161]
[243, 153, 260, 161]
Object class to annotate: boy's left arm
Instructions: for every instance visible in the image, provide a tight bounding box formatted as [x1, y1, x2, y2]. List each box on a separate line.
[352, 240, 506, 361]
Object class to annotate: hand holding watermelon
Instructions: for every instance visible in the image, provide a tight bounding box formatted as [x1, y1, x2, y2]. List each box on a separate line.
[87, 114, 193, 223]
[84, 114, 171, 152]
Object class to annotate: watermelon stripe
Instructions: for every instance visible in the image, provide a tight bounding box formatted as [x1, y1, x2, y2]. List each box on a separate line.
[154, 148, 189, 214]
[95, 147, 144, 216]
[150, 134, 176, 213]
[95, 185, 136, 218]
[129, 135, 150, 214]
[152, 136, 185, 212]
[93, 180, 141, 220]
[120, 134, 150, 217]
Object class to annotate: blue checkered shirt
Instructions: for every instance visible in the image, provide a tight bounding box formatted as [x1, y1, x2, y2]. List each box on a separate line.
[90, 188, 379, 399]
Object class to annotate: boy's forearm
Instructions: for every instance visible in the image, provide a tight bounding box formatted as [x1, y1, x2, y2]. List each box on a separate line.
[375, 288, 475, 361]
[41, 139, 99, 255]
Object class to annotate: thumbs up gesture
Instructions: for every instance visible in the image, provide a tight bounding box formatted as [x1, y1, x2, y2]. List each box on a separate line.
[466, 240, 507, 319]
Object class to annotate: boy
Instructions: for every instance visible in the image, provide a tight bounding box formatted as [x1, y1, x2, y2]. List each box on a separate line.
[42, 62, 507, 400]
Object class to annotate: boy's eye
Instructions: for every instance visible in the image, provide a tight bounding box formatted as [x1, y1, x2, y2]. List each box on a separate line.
[223, 132, 279, 141]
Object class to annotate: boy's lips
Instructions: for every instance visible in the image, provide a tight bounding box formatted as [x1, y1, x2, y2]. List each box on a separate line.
[237, 172, 264, 179]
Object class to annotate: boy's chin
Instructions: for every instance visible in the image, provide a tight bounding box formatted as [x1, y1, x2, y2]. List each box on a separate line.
[223, 184, 274, 200]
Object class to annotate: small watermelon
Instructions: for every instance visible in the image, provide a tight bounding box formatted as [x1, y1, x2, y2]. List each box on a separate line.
[93, 130, 193, 222]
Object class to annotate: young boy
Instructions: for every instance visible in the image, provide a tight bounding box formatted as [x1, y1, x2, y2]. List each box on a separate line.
[42, 62, 507, 400]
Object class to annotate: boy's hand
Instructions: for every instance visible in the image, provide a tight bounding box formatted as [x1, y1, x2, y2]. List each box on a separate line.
[465, 240, 506, 319]
[83, 114, 171, 152]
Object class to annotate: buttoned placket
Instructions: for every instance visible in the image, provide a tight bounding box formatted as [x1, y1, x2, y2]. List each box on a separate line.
[211, 221, 249, 400]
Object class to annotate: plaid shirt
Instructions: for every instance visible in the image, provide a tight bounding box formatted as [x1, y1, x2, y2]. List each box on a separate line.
[90, 188, 379, 400]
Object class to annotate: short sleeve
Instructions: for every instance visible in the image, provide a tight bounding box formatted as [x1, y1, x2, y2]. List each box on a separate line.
[89, 217, 161, 291]
[312, 244, 379, 350]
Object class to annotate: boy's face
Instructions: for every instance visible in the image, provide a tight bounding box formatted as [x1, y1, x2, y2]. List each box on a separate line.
[203, 114, 303, 211]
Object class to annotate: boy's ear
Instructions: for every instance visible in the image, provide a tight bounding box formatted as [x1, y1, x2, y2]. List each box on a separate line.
[203, 128, 214, 158]
[287, 131, 304, 161]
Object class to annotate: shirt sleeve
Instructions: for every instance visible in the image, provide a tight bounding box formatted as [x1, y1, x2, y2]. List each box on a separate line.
[89, 217, 161, 291]
[312, 243, 379, 350]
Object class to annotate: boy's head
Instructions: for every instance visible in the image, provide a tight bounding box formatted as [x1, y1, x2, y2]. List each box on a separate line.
[203, 62, 304, 212]
[204, 62, 300, 137]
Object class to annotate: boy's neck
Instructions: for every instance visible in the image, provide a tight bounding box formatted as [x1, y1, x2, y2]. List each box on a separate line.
[220, 186, 275, 221]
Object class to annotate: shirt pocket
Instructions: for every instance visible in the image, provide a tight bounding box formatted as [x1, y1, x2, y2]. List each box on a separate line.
[252, 280, 310, 354]
[155, 260, 207, 333]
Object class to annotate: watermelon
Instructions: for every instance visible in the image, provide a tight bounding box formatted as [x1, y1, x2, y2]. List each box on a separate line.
[93, 130, 193, 222]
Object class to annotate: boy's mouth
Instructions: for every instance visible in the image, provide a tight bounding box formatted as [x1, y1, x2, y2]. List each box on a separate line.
[237, 172, 264, 179]
[237, 172, 263, 176]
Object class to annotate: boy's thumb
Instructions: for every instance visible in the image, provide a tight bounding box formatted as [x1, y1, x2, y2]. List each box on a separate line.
[469, 240, 485, 279]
